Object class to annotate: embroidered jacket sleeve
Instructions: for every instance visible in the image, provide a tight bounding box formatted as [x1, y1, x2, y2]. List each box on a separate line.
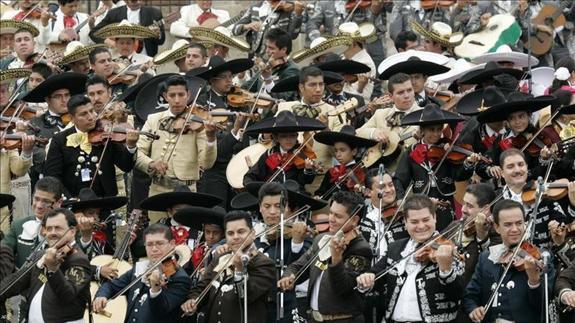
[148, 270, 192, 314]
[46, 257, 91, 303]
[327, 240, 372, 297]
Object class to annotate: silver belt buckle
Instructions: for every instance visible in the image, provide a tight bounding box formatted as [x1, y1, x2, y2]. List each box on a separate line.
[312, 310, 324, 322]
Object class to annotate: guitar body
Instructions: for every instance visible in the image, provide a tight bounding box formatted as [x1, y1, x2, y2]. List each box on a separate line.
[530, 4, 566, 56]
[227, 142, 273, 189]
[84, 281, 128, 323]
[454, 14, 521, 59]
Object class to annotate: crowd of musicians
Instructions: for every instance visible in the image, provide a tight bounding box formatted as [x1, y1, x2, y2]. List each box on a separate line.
[1, 0, 575, 322]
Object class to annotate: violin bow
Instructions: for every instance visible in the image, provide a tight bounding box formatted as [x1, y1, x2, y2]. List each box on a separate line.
[108, 62, 137, 84]
[95, 93, 121, 120]
[89, 118, 120, 189]
[319, 158, 366, 200]
[267, 133, 316, 183]
[343, 0, 363, 24]
[380, 181, 414, 242]
[519, 106, 564, 154]
[0, 101, 26, 142]
[239, 84, 266, 140]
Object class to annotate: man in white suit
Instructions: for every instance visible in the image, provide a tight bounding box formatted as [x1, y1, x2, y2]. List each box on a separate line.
[170, 0, 230, 38]
[48, 0, 93, 46]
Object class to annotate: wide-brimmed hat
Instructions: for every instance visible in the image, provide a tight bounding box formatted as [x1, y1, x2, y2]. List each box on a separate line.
[429, 58, 485, 85]
[378, 56, 450, 81]
[245, 110, 326, 134]
[471, 45, 539, 68]
[189, 26, 250, 52]
[270, 70, 343, 93]
[456, 86, 510, 116]
[22, 72, 87, 103]
[94, 20, 158, 39]
[401, 103, 465, 126]
[459, 61, 529, 85]
[0, 193, 15, 208]
[411, 20, 463, 48]
[338, 22, 377, 43]
[527, 67, 555, 96]
[59, 41, 107, 66]
[454, 14, 521, 59]
[67, 188, 128, 211]
[173, 206, 225, 230]
[291, 36, 353, 67]
[245, 180, 328, 211]
[117, 73, 166, 104]
[0, 68, 31, 83]
[314, 125, 377, 148]
[315, 58, 370, 75]
[377, 50, 450, 76]
[153, 39, 189, 65]
[230, 192, 259, 211]
[476, 92, 557, 123]
[188, 55, 253, 80]
[0, 19, 39, 36]
[140, 185, 223, 212]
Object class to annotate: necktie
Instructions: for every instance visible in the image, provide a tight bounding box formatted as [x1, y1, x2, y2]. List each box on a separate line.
[386, 111, 405, 128]
[64, 16, 76, 28]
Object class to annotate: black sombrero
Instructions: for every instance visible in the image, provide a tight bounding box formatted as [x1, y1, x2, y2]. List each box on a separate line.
[245, 180, 328, 211]
[459, 61, 529, 85]
[230, 192, 259, 211]
[477, 92, 557, 124]
[314, 125, 377, 148]
[140, 185, 223, 212]
[22, 72, 87, 103]
[173, 206, 225, 230]
[316, 58, 371, 75]
[378, 56, 450, 81]
[189, 56, 253, 80]
[245, 110, 326, 134]
[456, 86, 510, 116]
[270, 71, 343, 93]
[401, 103, 465, 126]
[68, 188, 128, 211]
[0, 193, 15, 208]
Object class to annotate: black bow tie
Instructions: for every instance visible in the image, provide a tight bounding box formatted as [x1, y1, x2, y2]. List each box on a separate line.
[415, 94, 426, 106]
[387, 111, 405, 128]
[45, 114, 64, 128]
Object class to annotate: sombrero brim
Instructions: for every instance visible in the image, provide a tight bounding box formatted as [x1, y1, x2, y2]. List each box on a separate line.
[379, 60, 449, 80]
[560, 103, 575, 115]
[70, 196, 128, 211]
[140, 192, 223, 212]
[0, 19, 39, 37]
[338, 23, 377, 43]
[271, 71, 343, 93]
[230, 192, 259, 211]
[456, 88, 512, 116]
[0, 193, 15, 208]
[429, 63, 485, 84]
[477, 96, 558, 123]
[245, 182, 328, 211]
[459, 67, 529, 85]
[245, 115, 326, 134]
[189, 27, 250, 52]
[314, 131, 377, 148]
[94, 23, 158, 39]
[410, 20, 463, 47]
[377, 50, 450, 75]
[193, 58, 254, 80]
[0, 68, 31, 82]
[471, 52, 539, 68]
[316, 60, 371, 75]
[59, 44, 108, 66]
[173, 206, 225, 231]
[153, 44, 189, 65]
[22, 72, 88, 103]
[118, 73, 172, 104]
[401, 109, 465, 126]
[291, 36, 353, 66]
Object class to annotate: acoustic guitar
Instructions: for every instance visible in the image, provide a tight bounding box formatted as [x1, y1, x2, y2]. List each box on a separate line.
[530, 1, 570, 56]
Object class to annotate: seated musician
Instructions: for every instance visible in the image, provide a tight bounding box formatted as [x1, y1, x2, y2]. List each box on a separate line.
[47, 0, 92, 46]
[181, 211, 276, 323]
[0, 208, 91, 322]
[394, 104, 478, 231]
[278, 191, 372, 323]
[93, 223, 192, 323]
[356, 194, 465, 323]
[313, 125, 377, 200]
[243, 110, 325, 189]
[555, 262, 575, 323]
[463, 199, 556, 323]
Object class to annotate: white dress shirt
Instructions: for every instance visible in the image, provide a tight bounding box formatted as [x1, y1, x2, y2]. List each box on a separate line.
[170, 4, 230, 38]
[48, 9, 92, 45]
[343, 49, 376, 102]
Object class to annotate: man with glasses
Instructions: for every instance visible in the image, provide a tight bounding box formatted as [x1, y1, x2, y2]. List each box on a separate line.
[93, 223, 192, 323]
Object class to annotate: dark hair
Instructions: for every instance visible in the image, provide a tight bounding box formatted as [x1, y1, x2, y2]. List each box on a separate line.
[556, 56, 575, 74]
[258, 182, 287, 203]
[58, 0, 78, 5]
[330, 191, 365, 218]
[394, 31, 418, 51]
[41, 208, 77, 228]
[67, 94, 91, 116]
[388, 73, 411, 93]
[89, 47, 110, 64]
[266, 28, 292, 54]
[163, 75, 189, 91]
[224, 210, 253, 230]
[189, 42, 208, 58]
[14, 28, 34, 37]
[499, 148, 525, 167]
[34, 176, 64, 200]
[31, 62, 53, 80]
[299, 66, 323, 85]
[492, 199, 525, 225]
[465, 183, 496, 208]
[364, 168, 390, 190]
[403, 194, 435, 218]
[85, 75, 110, 91]
[144, 223, 174, 241]
[551, 89, 573, 108]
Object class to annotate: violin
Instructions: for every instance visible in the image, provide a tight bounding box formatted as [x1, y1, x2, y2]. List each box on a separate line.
[88, 119, 160, 145]
[427, 143, 491, 164]
[170, 106, 227, 133]
[61, 112, 72, 126]
[381, 201, 403, 223]
[227, 86, 277, 109]
[0, 132, 47, 150]
[521, 178, 569, 204]
[420, 0, 456, 10]
[463, 213, 493, 237]
[207, 108, 260, 125]
[271, 1, 295, 12]
[288, 144, 318, 169]
[345, 0, 372, 10]
[499, 241, 543, 272]
[0, 116, 40, 132]
[415, 235, 464, 263]
[425, 87, 454, 104]
[1, 104, 39, 120]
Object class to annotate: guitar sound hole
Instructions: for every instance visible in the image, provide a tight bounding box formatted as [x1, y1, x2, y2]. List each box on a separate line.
[489, 24, 498, 31]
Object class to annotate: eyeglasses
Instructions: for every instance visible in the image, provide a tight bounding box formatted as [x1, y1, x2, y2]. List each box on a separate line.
[145, 240, 169, 248]
[33, 196, 55, 207]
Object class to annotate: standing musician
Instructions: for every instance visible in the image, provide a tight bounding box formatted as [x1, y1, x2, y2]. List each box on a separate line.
[93, 223, 192, 323]
[59, 42, 103, 75]
[170, 0, 230, 38]
[23, 72, 88, 188]
[356, 194, 466, 323]
[555, 262, 575, 323]
[0, 25, 39, 70]
[278, 191, 372, 323]
[463, 199, 556, 323]
[1, 0, 52, 50]
[44, 94, 139, 198]
[48, 0, 93, 47]
[181, 210, 276, 323]
[88, 47, 127, 97]
[0, 208, 91, 323]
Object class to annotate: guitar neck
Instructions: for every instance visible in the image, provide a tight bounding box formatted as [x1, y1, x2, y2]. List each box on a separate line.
[220, 10, 247, 28]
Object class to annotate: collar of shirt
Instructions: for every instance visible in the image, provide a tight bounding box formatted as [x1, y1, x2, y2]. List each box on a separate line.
[74, 127, 87, 134]
[212, 89, 225, 97]
[418, 90, 426, 99]
[48, 110, 61, 118]
[170, 217, 190, 230]
[300, 99, 322, 109]
[503, 186, 523, 203]
[484, 124, 504, 137]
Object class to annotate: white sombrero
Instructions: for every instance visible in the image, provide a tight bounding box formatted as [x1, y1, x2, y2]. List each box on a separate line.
[471, 45, 539, 68]
[291, 36, 353, 67]
[429, 58, 485, 84]
[377, 50, 450, 75]
[94, 20, 158, 39]
[189, 26, 250, 52]
[0, 19, 39, 36]
[153, 39, 190, 65]
[59, 41, 107, 65]
[411, 20, 463, 48]
[521, 67, 554, 96]
[338, 22, 377, 43]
